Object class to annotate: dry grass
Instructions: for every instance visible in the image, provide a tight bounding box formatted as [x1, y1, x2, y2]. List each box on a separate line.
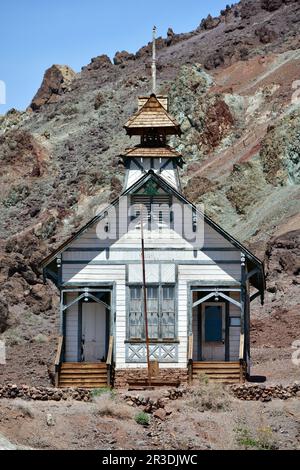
[14, 400, 35, 418]
[93, 396, 135, 420]
[186, 375, 233, 412]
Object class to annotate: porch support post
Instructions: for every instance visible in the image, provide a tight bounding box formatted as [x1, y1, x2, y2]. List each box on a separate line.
[59, 289, 64, 336]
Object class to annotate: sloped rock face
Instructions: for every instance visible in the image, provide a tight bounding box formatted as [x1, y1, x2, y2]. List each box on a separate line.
[260, 111, 300, 185]
[168, 65, 235, 158]
[265, 230, 300, 286]
[30, 65, 76, 110]
[226, 161, 268, 215]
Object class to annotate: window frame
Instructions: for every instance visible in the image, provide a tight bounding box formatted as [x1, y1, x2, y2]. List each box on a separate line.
[127, 283, 177, 342]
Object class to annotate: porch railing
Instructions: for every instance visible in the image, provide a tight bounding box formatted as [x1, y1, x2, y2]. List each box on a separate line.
[54, 336, 64, 387]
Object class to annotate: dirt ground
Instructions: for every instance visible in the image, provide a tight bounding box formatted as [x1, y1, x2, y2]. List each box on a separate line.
[0, 383, 299, 450]
[1, 312, 300, 450]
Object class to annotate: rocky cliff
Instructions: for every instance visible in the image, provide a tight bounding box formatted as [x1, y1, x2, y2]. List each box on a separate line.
[0, 0, 299, 384]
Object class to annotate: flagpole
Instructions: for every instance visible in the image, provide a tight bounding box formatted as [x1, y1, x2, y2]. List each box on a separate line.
[140, 204, 151, 386]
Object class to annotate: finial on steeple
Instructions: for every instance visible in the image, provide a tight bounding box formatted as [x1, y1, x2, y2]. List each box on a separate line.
[152, 26, 157, 95]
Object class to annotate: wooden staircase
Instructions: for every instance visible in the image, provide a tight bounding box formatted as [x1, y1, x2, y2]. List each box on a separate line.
[192, 361, 243, 384]
[58, 363, 108, 389]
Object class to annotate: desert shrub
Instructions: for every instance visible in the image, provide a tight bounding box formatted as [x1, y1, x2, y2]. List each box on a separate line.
[32, 334, 49, 343]
[91, 387, 112, 398]
[61, 104, 78, 116]
[3, 184, 30, 207]
[235, 426, 278, 450]
[187, 376, 232, 412]
[135, 412, 150, 426]
[14, 400, 35, 418]
[94, 396, 134, 420]
[94, 92, 105, 110]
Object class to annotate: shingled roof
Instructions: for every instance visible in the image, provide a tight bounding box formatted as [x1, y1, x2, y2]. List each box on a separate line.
[121, 145, 182, 159]
[124, 94, 181, 136]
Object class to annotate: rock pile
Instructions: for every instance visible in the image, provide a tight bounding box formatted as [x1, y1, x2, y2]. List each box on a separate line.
[231, 383, 300, 402]
[0, 383, 91, 402]
[122, 388, 187, 414]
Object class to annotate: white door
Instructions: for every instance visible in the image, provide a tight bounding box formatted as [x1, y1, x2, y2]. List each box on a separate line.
[201, 303, 226, 361]
[82, 302, 106, 362]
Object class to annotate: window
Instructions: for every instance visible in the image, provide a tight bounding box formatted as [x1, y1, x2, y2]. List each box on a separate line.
[130, 195, 171, 228]
[230, 317, 241, 327]
[128, 285, 175, 340]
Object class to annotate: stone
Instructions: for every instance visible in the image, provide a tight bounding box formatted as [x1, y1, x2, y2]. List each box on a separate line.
[30, 65, 76, 110]
[87, 55, 112, 71]
[199, 14, 221, 31]
[261, 0, 283, 12]
[153, 409, 167, 421]
[46, 413, 55, 426]
[113, 51, 135, 66]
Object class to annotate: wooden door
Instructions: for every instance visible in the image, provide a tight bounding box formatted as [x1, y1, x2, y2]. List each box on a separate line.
[82, 302, 106, 362]
[201, 303, 225, 361]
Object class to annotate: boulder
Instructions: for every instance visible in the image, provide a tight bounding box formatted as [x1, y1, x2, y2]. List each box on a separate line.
[255, 25, 277, 44]
[199, 14, 221, 31]
[261, 0, 283, 12]
[86, 55, 112, 71]
[153, 409, 167, 421]
[113, 51, 135, 66]
[30, 65, 76, 110]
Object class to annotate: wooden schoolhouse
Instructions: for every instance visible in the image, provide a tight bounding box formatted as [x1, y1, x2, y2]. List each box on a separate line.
[42, 38, 265, 389]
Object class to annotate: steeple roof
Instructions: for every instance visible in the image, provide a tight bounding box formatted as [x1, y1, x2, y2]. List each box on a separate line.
[124, 94, 181, 136]
[121, 145, 182, 159]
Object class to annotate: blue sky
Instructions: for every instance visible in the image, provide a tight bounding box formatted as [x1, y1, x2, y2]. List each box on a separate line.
[0, 0, 228, 113]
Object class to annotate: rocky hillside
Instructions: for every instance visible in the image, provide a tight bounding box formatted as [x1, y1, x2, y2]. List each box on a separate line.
[0, 0, 299, 384]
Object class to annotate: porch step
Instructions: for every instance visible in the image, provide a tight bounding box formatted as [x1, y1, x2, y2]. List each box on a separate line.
[127, 378, 181, 389]
[59, 363, 108, 389]
[192, 361, 242, 384]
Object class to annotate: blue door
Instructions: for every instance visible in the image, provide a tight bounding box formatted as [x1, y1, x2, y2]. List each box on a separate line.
[201, 304, 225, 361]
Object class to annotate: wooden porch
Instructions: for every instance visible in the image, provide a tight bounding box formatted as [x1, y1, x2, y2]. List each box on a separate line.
[187, 334, 246, 384]
[191, 361, 244, 384]
[55, 336, 114, 389]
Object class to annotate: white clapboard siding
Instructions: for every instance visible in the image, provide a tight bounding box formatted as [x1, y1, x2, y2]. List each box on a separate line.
[63, 249, 240, 263]
[64, 293, 78, 362]
[62, 264, 126, 284]
[67, 212, 237, 252]
[115, 280, 127, 368]
[178, 264, 241, 283]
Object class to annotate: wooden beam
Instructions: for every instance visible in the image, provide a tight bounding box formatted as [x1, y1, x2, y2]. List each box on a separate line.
[250, 290, 260, 302]
[188, 334, 193, 360]
[192, 292, 215, 308]
[239, 334, 245, 361]
[218, 292, 241, 308]
[246, 268, 259, 281]
[106, 336, 114, 366]
[192, 291, 241, 309]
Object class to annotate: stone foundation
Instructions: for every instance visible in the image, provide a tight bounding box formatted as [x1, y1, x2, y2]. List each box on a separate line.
[114, 368, 188, 389]
[231, 383, 300, 401]
[0, 383, 92, 401]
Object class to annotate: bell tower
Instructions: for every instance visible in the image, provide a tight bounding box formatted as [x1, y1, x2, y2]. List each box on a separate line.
[120, 27, 184, 192]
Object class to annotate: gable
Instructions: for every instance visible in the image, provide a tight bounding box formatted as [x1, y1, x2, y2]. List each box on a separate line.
[42, 171, 264, 300]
